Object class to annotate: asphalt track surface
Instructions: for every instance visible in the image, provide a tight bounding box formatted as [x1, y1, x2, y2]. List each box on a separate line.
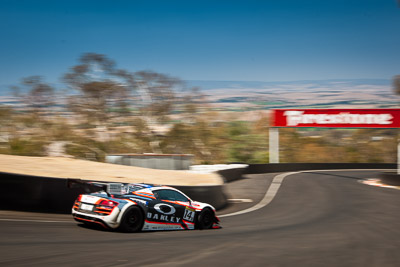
[1, 170, 399, 267]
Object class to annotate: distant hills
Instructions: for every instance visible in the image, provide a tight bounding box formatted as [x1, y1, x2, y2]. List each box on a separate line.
[186, 79, 391, 91]
[0, 78, 393, 96]
[186, 79, 399, 110]
[1, 78, 398, 109]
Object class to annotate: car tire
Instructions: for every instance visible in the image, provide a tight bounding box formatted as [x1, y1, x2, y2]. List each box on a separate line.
[196, 208, 214, 230]
[118, 206, 144, 233]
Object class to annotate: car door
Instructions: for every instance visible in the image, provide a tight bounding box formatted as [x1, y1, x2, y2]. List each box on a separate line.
[148, 189, 185, 225]
[171, 190, 196, 225]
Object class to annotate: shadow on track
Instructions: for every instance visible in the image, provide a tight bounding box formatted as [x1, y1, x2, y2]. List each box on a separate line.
[304, 171, 372, 180]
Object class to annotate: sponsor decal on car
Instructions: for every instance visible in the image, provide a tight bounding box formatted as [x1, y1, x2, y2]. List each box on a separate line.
[146, 212, 181, 223]
[130, 198, 147, 205]
[81, 195, 100, 204]
[154, 203, 176, 215]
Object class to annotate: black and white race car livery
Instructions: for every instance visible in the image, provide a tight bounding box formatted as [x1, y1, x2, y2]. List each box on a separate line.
[70, 181, 221, 232]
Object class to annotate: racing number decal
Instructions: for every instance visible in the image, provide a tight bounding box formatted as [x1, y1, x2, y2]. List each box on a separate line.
[183, 207, 195, 222]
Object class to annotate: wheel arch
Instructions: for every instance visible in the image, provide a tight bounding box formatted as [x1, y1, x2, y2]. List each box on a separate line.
[116, 202, 146, 227]
[195, 207, 216, 229]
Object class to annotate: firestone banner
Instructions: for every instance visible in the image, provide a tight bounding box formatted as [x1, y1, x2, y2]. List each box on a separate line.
[272, 109, 400, 128]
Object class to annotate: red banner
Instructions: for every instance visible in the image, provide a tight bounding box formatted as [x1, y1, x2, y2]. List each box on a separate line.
[272, 109, 400, 128]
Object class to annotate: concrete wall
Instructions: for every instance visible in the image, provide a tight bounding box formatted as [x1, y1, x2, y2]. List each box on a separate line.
[0, 172, 87, 213]
[106, 154, 193, 170]
[246, 163, 396, 174]
[0, 172, 227, 213]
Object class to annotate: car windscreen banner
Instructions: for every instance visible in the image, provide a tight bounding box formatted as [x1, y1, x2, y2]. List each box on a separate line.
[271, 109, 400, 128]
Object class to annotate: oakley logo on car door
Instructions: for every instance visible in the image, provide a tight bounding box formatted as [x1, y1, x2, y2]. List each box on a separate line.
[154, 203, 176, 215]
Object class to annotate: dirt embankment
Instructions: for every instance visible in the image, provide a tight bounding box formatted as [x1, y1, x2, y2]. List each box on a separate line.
[0, 154, 223, 186]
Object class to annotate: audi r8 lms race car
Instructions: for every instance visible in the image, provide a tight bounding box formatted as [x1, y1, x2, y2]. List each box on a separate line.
[70, 180, 221, 232]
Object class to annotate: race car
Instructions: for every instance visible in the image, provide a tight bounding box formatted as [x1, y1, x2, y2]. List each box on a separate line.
[70, 180, 221, 232]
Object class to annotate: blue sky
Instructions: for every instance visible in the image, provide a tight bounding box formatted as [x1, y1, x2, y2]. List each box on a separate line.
[0, 0, 399, 90]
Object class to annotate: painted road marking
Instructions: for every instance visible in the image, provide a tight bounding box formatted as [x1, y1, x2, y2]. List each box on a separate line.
[360, 179, 400, 190]
[220, 169, 395, 218]
[220, 172, 298, 218]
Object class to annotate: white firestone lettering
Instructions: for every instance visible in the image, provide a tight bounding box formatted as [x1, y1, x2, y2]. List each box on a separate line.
[284, 111, 393, 126]
[284, 111, 304, 126]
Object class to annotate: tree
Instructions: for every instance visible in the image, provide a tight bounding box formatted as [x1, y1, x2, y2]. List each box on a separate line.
[393, 75, 400, 95]
[63, 53, 192, 153]
[133, 70, 180, 122]
[224, 121, 268, 163]
[6, 52, 209, 158]
[12, 76, 55, 114]
[63, 53, 132, 127]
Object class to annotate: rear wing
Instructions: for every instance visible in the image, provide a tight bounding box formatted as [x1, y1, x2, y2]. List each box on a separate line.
[67, 179, 124, 196]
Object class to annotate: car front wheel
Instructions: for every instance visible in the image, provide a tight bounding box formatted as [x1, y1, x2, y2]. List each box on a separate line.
[196, 208, 214, 230]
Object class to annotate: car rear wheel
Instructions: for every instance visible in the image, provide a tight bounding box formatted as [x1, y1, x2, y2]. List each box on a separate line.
[196, 208, 214, 230]
[118, 206, 144, 232]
